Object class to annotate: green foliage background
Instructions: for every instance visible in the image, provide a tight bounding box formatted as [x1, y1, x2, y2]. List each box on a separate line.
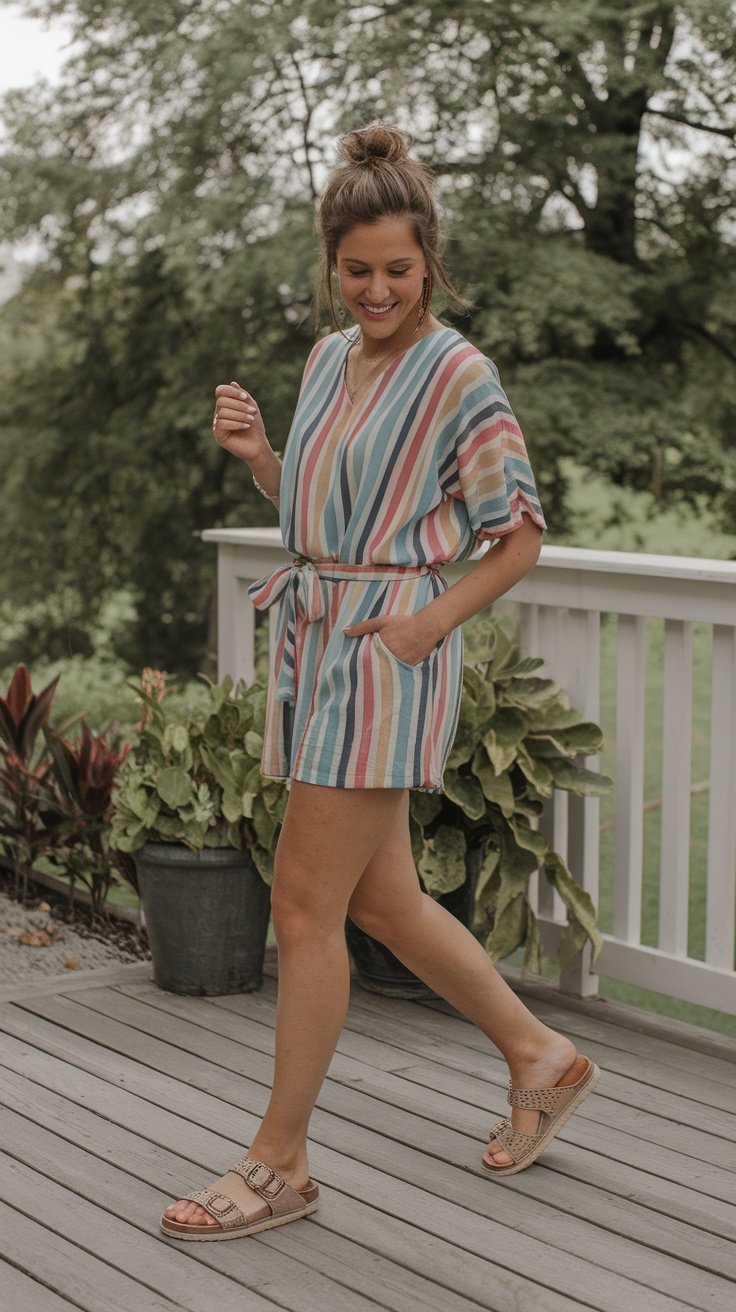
[1, 0, 735, 678]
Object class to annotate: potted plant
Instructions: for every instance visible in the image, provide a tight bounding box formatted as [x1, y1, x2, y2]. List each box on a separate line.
[345, 613, 612, 997]
[109, 669, 286, 996]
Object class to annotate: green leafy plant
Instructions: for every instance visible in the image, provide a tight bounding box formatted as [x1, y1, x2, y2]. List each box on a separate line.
[409, 614, 612, 975]
[109, 670, 287, 886]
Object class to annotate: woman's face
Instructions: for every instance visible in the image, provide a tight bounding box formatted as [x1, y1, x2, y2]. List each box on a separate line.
[335, 214, 427, 345]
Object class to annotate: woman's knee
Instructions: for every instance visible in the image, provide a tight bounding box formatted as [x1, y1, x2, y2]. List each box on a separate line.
[270, 860, 341, 941]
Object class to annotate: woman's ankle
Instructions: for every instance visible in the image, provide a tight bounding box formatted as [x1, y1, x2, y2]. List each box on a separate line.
[246, 1134, 309, 1175]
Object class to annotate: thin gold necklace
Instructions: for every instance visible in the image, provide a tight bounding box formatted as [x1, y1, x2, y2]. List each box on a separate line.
[344, 313, 427, 398]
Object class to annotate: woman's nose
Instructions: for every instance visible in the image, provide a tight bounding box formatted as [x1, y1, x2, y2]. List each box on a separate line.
[366, 277, 390, 303]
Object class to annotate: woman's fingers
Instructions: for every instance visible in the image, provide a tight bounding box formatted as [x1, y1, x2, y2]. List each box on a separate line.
[215, 381, 250, 400]
[218, 404, 256, 422]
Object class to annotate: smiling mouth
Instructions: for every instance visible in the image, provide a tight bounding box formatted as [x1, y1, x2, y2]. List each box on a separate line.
[360, 302, 399, 316]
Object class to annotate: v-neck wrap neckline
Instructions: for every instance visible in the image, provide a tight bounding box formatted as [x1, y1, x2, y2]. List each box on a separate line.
[341, 323, 454, 410]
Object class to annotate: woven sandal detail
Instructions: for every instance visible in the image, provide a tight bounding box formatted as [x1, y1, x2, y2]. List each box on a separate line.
[482, 1053, 601, 1177]
[160, 1154, 319, 1241]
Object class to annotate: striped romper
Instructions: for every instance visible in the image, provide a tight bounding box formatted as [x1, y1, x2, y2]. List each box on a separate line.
[247, 324, 546, 794]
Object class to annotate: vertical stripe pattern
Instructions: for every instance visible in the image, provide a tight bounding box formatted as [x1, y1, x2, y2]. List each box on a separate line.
[248, 325, 546, 793]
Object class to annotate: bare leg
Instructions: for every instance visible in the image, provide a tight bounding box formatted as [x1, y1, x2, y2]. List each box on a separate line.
[163, 780, 407, 1227]
[346, 793, 578, 1167]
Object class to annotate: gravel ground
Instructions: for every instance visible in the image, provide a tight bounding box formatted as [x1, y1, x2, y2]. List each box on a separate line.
[0, 867, 151, 985]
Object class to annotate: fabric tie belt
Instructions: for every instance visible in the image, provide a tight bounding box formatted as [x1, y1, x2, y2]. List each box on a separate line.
[247, 555, 443, 704]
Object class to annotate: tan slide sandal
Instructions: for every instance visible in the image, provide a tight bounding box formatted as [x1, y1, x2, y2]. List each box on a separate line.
[482, 1053, 601, 1177]
[160, 1155, 320, 1241]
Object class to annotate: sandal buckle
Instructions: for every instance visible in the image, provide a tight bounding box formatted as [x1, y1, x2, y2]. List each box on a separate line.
[243, 1161, 284, 1198]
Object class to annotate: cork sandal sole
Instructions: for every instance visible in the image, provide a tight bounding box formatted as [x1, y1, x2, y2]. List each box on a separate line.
[482, 1053, 601, 1177]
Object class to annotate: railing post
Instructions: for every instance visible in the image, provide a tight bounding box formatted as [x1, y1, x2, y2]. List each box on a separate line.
[216, 543, 257, 685]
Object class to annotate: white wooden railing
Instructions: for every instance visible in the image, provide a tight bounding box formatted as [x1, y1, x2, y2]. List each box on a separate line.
[202, 528, 736, 1013]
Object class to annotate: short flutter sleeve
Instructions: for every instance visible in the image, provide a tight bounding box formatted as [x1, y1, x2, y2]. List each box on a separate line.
[446, 354, 547, 542]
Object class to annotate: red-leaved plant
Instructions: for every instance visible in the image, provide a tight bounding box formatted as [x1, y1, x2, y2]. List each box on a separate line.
[0, 664, 72, 897]
[42, 718, 134, 918]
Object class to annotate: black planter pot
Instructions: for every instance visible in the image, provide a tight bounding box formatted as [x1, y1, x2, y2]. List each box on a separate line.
[135, 842, 271, 996]
[345, 844, 484, 1000]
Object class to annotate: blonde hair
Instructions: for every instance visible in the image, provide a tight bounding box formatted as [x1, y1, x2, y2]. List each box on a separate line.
[313, 119, 471, 335]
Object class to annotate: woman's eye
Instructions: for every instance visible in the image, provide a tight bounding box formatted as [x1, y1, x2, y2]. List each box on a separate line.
[348, 269, 409, 277]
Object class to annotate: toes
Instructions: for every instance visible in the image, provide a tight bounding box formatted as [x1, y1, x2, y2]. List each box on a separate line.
[165, 1200, 211, 1223]
[485, 1138, 513, 1167]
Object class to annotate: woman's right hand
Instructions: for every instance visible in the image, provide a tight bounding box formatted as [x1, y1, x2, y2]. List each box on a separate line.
[212, 380, 268, 463]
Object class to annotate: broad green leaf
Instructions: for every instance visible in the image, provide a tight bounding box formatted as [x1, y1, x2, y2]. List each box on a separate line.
[547, 758, 613, 794]
[251, 793, 277, 852]
[442, 771, 486, 819]
[475, 761, 515, 817]
[514, 744, 554, 795]
[557, 920, 589, 973]
[474, 845, 500, 909]
[417, 824, 467, 896]
[523, 907, 544, 975]
[484, 893, 527, 962]
[245, 730, 264, 759]
[199, 741, 235, 790]
[460, 664, 496, 716]
[509, 815, 548, 858]
[527, 722, 604, 757]
[163, 723, 190, 756]
[482, 707, 528, 774]
[156, 767, 194, 809]
[445, 722, 478, 768]
[502, 676, 563, 710]
[544, 853, 604, 966]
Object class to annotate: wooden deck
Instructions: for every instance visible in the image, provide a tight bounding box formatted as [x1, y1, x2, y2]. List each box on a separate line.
[0, 950, 735, 1312]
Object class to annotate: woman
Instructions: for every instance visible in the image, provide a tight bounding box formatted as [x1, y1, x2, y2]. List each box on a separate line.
[161, 120, 600, 1242]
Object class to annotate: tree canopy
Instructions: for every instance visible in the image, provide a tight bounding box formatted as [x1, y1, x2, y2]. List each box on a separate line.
[1, 0, 735, 674]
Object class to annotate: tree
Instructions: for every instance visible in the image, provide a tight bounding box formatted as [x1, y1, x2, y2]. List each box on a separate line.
[1, 0, 734, 675]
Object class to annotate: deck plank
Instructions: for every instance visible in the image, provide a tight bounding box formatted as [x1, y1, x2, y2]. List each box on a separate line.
[0, 1257, 80, 1312]
[0, 1198, 205, 1312]
[0, 957, 734, 1312]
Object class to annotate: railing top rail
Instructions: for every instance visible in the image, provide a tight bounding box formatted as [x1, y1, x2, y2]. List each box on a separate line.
[202, 528, 736, 586]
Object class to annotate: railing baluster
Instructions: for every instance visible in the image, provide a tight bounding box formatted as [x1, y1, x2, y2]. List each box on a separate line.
[563, 608, 602, 996]
[536, 605, 569, 927]
[659, 619, 693, 956]
[614, 614, 647, 945]
[706, 625, 736, 970]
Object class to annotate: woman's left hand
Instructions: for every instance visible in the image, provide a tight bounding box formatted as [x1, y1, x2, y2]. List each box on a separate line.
[343, 612, 440, 666]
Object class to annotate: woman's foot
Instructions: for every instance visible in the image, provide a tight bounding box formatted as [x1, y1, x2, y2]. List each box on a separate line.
[163, 1145, 311, 1228]
[483, 1030, 578, 1168]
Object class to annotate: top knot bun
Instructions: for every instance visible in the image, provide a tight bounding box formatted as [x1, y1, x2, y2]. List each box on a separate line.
[338, 120, 412, 166]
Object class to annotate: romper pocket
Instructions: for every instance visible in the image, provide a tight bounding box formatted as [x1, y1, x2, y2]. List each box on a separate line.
[372, 629, 433, 671]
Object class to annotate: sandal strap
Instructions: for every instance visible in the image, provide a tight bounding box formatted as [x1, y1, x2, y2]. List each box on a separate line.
[182, 1185, 247, 1231]
[507, 1082, 576, 1113]
[229, 1154, 307, 1218]
[489, 1117, 545, 1163]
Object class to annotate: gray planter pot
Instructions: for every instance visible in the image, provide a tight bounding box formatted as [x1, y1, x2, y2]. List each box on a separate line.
[135, 842, 271, 996]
